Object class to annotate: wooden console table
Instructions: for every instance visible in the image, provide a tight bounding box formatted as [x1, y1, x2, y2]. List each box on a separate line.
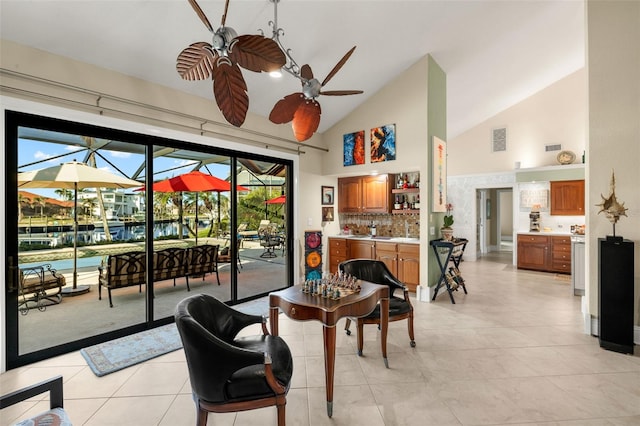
[269, 282, 389, 417]
[430, 238, 468, 303]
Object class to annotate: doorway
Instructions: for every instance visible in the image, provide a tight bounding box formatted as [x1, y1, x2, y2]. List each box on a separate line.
[476, 187, 513, 263]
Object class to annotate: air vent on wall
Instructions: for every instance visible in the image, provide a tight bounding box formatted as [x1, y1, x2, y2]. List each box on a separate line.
[492, 127, 507, 152]
[545, 144, 562, 152]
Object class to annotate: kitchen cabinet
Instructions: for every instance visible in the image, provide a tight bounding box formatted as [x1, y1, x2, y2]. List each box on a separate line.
[337, 175, 391, 213]
[517, 234, 571, 274]
[328, 238, 349, 273]
[375, 242, 398, 276]
[550, 180, 584, 215]
[397, 243, 420, 292]
[337, 177, 361, 213]
[328, 237, 421, 292]
[550, 235, 571, 273]
[517, 234, 549, 271]
[349, 239, 376, 259]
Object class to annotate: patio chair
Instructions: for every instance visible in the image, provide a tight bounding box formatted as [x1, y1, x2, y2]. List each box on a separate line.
[339, 259, 416, 355]
[175, 294, 293, 426]
[217, 237, 243, 271]
[259, 225, 282, 258]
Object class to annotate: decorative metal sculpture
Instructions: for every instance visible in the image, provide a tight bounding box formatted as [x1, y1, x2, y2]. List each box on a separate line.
[596, 170, 628, 236]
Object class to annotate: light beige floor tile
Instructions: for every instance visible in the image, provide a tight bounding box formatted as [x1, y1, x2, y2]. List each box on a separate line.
[307, 384, 385, 426]
[84, 395, 176, 425]
[370, 381, 462, 425]
[113, 361, 188, 397]
[305, 354, 366, 388]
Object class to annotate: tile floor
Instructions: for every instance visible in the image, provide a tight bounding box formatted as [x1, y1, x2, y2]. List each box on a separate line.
[2, 253, 640, 425]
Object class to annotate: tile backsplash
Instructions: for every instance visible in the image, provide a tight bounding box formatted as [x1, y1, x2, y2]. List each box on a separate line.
[338, 213, 420, 238]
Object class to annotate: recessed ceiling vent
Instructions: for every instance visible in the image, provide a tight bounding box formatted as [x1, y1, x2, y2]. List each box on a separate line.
[492, 127, 507, 152]
[545, 143, 562, 152]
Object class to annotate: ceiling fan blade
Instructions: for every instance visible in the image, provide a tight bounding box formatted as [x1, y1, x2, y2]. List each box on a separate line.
[213, 58, 249, 127]
[292, 100, 321, 142]
[176, 42, 217, 80]
[320, 90, 364, 96]
[269, 93, 304, 124]
[321, 46, 357, 87]
[300, 64, 314, 81]
[229, 35, 286, 73]
[220, 0, 230, 26]
[187, 0, 214, 33]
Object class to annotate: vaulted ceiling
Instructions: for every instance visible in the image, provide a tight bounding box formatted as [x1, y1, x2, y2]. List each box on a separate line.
[0, 0, 585, 140]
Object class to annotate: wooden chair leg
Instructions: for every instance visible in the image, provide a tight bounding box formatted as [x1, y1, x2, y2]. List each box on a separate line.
[344, 318, 352, 335]
[196, 406, 208, 426]
[357, 320, 364, 356]
[408, 313, 416, 347]
[277, 403, 286, 426]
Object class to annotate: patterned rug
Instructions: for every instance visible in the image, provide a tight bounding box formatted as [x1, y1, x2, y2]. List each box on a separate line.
[80, 324, 182, 377]
[80, 298, 270, 377]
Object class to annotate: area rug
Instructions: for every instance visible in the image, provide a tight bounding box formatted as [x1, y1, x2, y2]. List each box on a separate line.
[80, 324, 182, 377]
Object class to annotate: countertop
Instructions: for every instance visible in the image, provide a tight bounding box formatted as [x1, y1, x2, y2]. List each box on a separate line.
[518, 231, 586, 238]
[330, 235, 420, 244]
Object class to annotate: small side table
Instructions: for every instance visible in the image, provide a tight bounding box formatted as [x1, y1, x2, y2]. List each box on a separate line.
[430, 238, 468, 303]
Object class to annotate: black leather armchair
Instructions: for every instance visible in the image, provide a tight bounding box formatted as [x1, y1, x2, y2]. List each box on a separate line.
[339, 259, 416, 354]
[175, 294, 293, 426]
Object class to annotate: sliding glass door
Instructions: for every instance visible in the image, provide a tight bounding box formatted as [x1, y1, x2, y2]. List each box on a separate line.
[4, 111, 293, 369]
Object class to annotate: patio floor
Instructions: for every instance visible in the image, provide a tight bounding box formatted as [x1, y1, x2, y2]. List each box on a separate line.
[16, 240, 289, 355]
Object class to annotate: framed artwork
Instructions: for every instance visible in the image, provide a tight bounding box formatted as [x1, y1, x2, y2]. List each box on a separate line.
[322, 207, 334, 222]
[321, 186, 334, 205]
[343, 130, 365, 166]
[432, 136, 447, 212]
[370, 124, 396, 163]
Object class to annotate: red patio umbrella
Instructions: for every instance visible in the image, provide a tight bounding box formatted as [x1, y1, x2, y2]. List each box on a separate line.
[144, 171, 248, 242]
[266, 194, 286, 204]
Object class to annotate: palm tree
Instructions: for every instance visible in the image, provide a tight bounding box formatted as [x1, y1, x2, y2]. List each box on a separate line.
[34, 196, 46, 218]
[170, 192, 184, 238]
[17, 192, 27, 222]
[54, 188, 73, 201]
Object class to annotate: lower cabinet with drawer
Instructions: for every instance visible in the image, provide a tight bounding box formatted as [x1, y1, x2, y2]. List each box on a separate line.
[517, 234, 571, 274]
[550, 236, 571, 273]
[328, 238, 421, 291]
[328, 238, 349, 273]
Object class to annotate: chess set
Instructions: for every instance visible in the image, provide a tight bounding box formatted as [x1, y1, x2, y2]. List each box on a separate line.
[301, 272, 361, 300]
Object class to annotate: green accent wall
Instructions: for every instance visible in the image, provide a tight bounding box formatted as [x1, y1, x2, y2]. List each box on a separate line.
[427, 55, 447, 287]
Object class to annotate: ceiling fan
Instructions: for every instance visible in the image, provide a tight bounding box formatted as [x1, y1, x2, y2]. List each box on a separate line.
[176, 0, 286, 127]
[269, 46, 364, 142]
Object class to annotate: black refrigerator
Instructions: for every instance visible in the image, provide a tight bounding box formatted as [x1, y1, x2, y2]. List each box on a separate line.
[598, 237, 635, 354]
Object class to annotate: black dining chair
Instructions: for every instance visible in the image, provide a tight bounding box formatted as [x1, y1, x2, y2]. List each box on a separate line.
[339, 259, 416, 355]
[175, 294, 293, 426]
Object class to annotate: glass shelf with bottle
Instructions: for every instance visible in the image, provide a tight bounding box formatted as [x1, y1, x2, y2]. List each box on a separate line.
[392, 193, 420, 214]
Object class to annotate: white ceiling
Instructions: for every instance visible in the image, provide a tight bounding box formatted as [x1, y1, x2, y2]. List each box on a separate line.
[0, 0, 585, 140]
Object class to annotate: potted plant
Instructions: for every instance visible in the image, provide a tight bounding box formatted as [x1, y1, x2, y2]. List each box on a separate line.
[441, 203, 454, 241]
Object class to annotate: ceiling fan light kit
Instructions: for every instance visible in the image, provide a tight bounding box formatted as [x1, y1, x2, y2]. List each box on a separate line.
[177, 0, 363, 142]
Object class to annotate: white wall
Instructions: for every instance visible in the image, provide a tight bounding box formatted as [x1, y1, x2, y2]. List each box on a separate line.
[448, 69, 587, 175]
